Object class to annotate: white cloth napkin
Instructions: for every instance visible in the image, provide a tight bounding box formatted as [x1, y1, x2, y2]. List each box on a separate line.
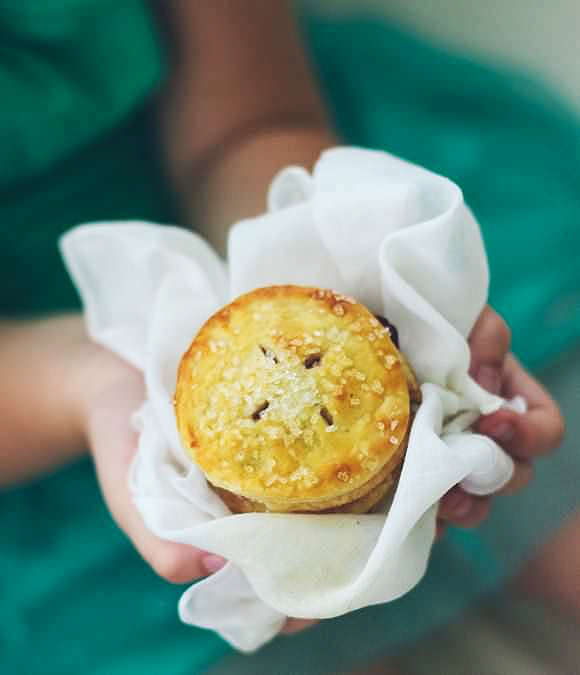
[60, 147, 518, 653]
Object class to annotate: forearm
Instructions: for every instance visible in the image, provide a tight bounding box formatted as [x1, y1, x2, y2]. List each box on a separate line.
[188, 125, 337, 254]
[154, 0, 338, 253]
[0, 316, 88, 486]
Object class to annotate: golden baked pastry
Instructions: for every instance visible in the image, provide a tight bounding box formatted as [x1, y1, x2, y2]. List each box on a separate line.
[175, 285, 420, 514]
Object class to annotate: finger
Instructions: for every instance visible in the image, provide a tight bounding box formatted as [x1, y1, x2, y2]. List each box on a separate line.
[498, 459, 534, 496]
[94, 436, 224, 583]
[88, 386, 225, 583]
[439, 456, 532, 523]
[476, 354, 565, 459]
[438, 486, 474, 520]
[438, 487, 491, 528]
[282, 618, 319, 635]
[450, 496, 492, 529]
[468, 306, 511, 394]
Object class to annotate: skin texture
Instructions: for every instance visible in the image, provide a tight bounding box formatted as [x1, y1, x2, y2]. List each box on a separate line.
[438, 308, 564, 533]
[0, 1, 568, 644]
[152, 0, 336, 255]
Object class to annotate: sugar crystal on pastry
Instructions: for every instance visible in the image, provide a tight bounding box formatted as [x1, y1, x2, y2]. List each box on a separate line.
[174, 285, 420, 514]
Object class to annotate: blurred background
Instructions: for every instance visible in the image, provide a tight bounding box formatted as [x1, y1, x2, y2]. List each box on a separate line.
[310, 0, 580, 115]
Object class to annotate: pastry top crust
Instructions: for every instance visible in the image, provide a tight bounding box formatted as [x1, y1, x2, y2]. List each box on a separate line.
[175, 285, 412, 507]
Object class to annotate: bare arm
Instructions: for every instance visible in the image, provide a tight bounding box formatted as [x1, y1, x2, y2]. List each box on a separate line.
[0, 316, 88, 485]
[154, 0, 338, 253]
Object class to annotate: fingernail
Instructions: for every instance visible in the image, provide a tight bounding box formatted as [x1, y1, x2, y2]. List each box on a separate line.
[476, 365, 501, 395]
[490, 423, 515, 444]
[202, 555, 226, 574]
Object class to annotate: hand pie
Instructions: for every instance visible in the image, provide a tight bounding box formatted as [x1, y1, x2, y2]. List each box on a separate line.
[175, 286, 420, 514]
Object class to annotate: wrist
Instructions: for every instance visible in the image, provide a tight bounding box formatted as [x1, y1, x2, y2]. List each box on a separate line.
[54, 317, 101, 454]
[71, 334, 144, 456]
[187, 124, 338, 255]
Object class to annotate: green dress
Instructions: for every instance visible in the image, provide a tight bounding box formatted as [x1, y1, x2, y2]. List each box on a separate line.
[1, 4, 579, 673]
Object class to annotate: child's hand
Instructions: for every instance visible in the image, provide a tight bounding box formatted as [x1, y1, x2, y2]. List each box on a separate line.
[79, 303, 564, 636]
[285, 307, 566, 635]
[79, 343, 308, 634]
[437, 306, 565, 534]
[79, 345, 226, 584]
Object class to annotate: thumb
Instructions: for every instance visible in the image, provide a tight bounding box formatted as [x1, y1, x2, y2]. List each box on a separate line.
[468, 306, 511, 394]
[87, 370, 226, 583]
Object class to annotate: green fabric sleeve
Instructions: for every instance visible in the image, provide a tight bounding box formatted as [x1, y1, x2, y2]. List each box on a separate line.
[0, 0, 165, 186]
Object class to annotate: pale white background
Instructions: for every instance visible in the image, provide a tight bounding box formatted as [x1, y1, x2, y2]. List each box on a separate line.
[308, 0, 580, 114]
